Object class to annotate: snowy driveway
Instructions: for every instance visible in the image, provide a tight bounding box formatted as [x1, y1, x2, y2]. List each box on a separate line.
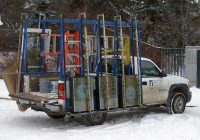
[0, 80, 200, 140]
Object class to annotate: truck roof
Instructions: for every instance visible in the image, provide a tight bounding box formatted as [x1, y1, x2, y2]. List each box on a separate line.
[101, 55, 151, 61]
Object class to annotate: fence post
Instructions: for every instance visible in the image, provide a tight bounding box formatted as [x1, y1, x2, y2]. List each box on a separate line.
[197, 50, 200, 88]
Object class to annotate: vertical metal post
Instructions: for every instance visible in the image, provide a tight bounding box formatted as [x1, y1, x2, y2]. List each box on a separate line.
[79, 16, 84, 76]
[160, 48, 163, 70]
[22, 18, 28, 74]
[173, 50, 175, 75]
[97, 14, 110, 110]
[59, 16, 64, 80]
[135, 17, 143, 106]
[17, 13, 28, 94]
[96, 18, 101, 76]
[130, 19, 135, 75]
[36, 13, 42, 45]
[90, 24, 95, 72]
[60, 16, 68, 111]
[40, 17, 46, 72]
[164, 49, 166, 73]
[166, 49, 169, 74]
[197, 50, 200, 88]
[180, 49, 183, 76]
[160, 48, 162, 70]
[115, 15, 126, 107]
[80, 13, 92, 111]
[174, 49, 177, 75]
[113, 19, 119, 76]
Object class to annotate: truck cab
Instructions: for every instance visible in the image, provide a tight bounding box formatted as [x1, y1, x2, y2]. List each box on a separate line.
[139, 57, 191, 113]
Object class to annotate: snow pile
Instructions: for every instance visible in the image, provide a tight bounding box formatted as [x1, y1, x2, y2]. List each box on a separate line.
[0, 79, 9, 98]
[0, 80, 200, 140]
[188, 87, 200, 106]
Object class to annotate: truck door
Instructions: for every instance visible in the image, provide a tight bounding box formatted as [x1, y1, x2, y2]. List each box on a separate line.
[141, 60, 168, 105]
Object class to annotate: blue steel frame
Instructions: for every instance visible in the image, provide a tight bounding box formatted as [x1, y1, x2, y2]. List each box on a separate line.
[39, 21, 46, 72]
[22, 19, 28, 74]
[59, 18, 65, 80]
[30, 19, 130, 27]
[113, 19, 119, 76]
[95, 18, 101, 76]
[79, 17, 85, 76]
[90, 24, 96, 72]
[21, 17, 143, 110]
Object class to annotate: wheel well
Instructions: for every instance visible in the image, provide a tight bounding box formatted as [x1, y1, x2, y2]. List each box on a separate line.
[167, 84, 188, 105]
[172, 88, 187, 99]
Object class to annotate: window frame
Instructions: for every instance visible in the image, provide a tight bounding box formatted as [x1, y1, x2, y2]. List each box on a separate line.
[141, 60, 161, 78]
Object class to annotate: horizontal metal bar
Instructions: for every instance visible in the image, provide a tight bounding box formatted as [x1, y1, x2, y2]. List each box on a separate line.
[84, 19, 130, 26]
[24, 72, 60, 75]
[160, 48, 184, 50]
[30, 19, 60, 23]
[29, 19, 131, 27]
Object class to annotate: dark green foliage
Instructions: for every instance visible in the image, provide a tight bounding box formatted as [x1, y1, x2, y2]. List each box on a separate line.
[0, 0, 200, 51]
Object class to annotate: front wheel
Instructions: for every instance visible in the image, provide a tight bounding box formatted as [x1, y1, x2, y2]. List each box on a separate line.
[82, 112, 107, 126]
[168, 93, 186, 114]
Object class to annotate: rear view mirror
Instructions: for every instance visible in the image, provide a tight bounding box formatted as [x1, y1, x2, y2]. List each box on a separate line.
[159, 71, 167, 77]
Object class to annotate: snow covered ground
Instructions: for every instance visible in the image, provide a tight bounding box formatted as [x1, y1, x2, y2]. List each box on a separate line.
[0, 79, 200, 140]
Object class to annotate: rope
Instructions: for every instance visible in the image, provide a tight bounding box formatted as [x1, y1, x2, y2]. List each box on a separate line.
[104, 26, 162, 49]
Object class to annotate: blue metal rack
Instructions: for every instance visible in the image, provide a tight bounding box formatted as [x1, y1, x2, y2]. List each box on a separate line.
[20, 16, 143, 112]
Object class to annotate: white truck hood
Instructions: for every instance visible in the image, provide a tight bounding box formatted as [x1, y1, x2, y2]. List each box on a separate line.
[167, 74, 189, 85]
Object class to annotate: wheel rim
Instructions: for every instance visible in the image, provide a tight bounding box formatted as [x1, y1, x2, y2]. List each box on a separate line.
[173, 96, 185, 113]
[90, 112, 103, 122]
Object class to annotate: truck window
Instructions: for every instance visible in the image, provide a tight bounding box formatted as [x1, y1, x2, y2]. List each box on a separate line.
[141, 60, 160, 77]
[26, 33, 41, 72]
[25, 30, 58, 73]
[101, 59, 123, 74]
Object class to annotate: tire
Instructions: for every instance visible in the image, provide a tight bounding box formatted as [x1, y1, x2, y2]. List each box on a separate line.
[47, 112, 66, 119]
[82, 112, 107, 126]
[168, 93, 186, 114]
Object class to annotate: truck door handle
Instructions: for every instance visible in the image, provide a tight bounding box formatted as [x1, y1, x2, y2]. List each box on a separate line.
[142, 81, 147, 85]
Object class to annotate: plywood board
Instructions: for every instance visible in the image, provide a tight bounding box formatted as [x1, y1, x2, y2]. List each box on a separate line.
[99, 76, 118, 110]
[71, 77, 94, 112]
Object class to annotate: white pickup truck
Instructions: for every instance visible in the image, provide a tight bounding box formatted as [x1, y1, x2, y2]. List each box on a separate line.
[3, 56, 191, 126]
[139, 57, 191, 113]
[2, 17, 191, 126]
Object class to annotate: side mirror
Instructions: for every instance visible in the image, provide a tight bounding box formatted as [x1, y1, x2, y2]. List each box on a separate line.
[159, 71, 167, 77]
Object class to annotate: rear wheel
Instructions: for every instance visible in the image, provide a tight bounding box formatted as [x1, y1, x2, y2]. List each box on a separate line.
[46, 112, 66, 119]
[82, 112, 107, 126]
[168, 93, 186, 114]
